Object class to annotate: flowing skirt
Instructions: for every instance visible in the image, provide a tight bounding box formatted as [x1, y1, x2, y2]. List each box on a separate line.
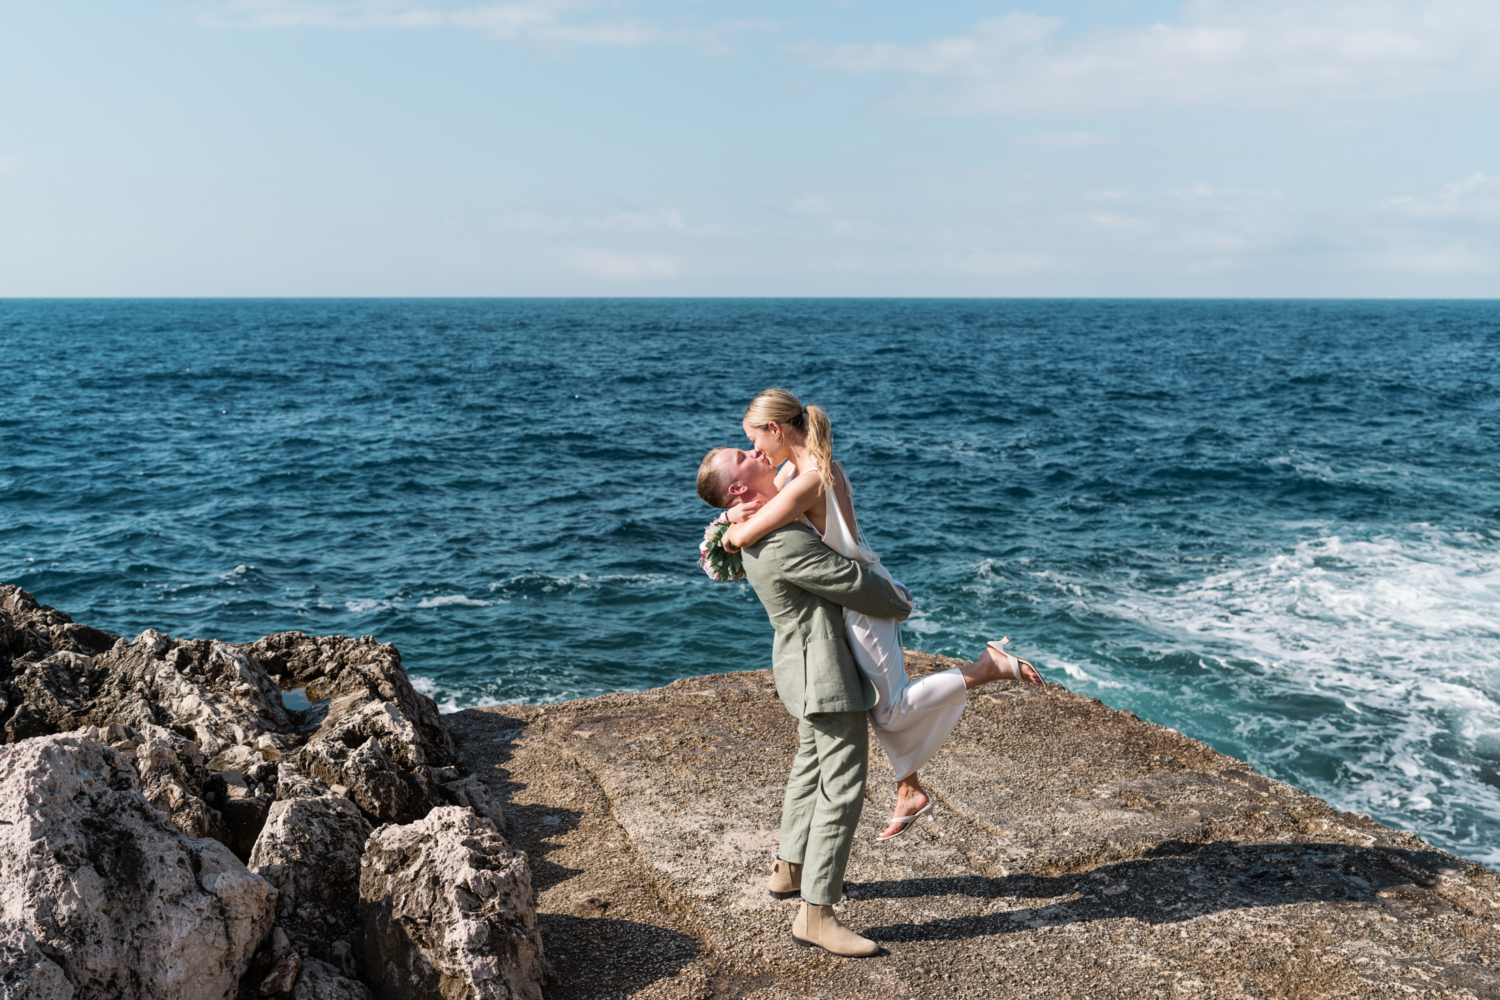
[844, 602, 966, 781]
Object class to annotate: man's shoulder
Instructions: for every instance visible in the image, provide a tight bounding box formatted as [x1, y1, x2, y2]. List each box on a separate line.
[746, 521, 818, 556]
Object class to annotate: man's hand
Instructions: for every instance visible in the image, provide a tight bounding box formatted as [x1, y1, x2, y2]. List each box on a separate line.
[725, 499, 765, 524]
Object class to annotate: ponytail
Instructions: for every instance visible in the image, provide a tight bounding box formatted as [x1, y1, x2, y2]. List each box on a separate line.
[743, 388, 836, 492]
[803, 405, 834, 493]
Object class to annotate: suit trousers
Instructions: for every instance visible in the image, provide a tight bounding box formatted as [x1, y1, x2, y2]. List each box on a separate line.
[777, 710, 868, 906]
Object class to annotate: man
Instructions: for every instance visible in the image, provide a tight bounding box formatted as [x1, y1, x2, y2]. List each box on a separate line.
[697, 446, 913, 957]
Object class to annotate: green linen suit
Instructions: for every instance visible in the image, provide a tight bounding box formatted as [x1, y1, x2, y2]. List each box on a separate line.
[740, 522, 913, 906]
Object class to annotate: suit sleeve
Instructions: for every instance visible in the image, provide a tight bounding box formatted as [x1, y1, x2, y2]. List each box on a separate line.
[771, 529, 913, 619]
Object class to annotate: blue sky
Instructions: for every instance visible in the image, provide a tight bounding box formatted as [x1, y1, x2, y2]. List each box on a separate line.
[3, 0, 1498, 295]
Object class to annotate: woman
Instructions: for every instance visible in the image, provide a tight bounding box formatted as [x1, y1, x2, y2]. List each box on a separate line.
[723, 388, 1043, 841]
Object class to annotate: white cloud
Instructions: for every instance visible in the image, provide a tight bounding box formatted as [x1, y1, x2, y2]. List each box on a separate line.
[1383, 173, 1500, 218]
[790, 194, 830, 216]
[200, 0, 773, 48]
[1012, 131, 1107, 148]
[502, 207, 703, 234]
[1169, 182, 1283, 207]
[571, 248, 678, 278]
[0, 155, 22, 176]
[501, 212, 573, 232]
[803, 1, 1500, 114]
[583, 209, 687, 232]
[1088, 211, 1151, 232]
[1368, 174, 1500, 274]
[201, 0, 651, 43]
[1371, 242, 1494, 272]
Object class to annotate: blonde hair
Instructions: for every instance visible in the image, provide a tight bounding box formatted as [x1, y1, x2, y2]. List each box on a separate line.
[696, 447, 729, 507]
[743, 388, 834, 492]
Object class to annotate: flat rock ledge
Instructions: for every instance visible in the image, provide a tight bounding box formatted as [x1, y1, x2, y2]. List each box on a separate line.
[445, 656, 1500, 1000]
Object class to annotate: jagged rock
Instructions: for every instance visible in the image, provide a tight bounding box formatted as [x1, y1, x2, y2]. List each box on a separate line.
[0, 735, 275, 1000]
[291, 960, 373, 1000]
[244, 633, 459, 827]
[0, 585, 538, 1000]
[441, 775, 505, 830]
[4, 651, 91, 741]
[0, 586, 117, 664]
[294, 701, 444, 825]
[239, 633, 453, 764]
[0, 606, 16, 656]
[249, 796, 373, 973]
[0, 923, 73, 1000]
[83, 722, 231, 845]
[0, 588, 473, 836]
[204, 768, 276, 861]
[359, 807, 543, 1000]
[274, 758, 331, 800]
[1, 616, 292, 755]
[0, 586, 67, 628]
[239, 926, 302, 999]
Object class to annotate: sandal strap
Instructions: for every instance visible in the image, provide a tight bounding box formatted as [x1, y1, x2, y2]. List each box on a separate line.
[887, 801, 934, 825]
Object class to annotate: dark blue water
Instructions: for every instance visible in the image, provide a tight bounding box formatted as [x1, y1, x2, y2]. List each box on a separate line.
[2, 299, 1498, 864]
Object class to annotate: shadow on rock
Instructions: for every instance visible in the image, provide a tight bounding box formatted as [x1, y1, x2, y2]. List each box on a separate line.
[513, 808, 587, 894]
[856, 841, 1458, 943]
[440, 710, 588, 893]
[442, 709, 528, 796]
[538, 914, 700, 1000]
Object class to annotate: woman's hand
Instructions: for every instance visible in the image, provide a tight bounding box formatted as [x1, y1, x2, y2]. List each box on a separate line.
[724, 499, 764, 524]
[893, 582, 913, 620]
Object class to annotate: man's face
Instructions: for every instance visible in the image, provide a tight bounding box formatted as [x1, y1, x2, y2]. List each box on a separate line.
[714, 447, 774, 501]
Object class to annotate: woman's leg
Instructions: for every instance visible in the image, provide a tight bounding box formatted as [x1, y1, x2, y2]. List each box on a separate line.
[879, 772, 930, 840]
[961, 643, 1042, 688]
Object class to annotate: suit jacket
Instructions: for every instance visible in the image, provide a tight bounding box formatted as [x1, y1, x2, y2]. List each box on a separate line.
[741, 522, 913, 718]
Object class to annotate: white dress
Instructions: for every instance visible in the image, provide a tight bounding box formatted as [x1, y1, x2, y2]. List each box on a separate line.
[808, 463, 968, 780]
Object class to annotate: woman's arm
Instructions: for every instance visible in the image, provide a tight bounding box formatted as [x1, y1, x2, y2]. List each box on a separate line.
[724, 471, 823, 550]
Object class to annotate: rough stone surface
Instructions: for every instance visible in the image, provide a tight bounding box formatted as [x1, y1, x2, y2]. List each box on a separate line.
[446, 657, 1500, 1000]
[0, 585, 520, 995]
[239, 925, 304, 999]
[2, 640, 289, 784]
[0, 612, 291, 755]
[0, 588, 460, 836]
[204, 767, 278, 861]
[0, 923, 73, 1000]
[291, 960, 374, 1000]
[239, 632, 455, 768]
[294, 701, 442, 825]
[249, 796, 374, 974]
[0, 735, 276, 1000]
[359, 807, 545, 1000]
[242, 631, 461, 829]
[88, 722, 233, 845]
[441, 774, 506, 831]
[0, 585, 118, 669]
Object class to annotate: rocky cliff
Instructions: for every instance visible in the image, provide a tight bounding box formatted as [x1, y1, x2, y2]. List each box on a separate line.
[0, 585, 542, 1000]
[3, 585, 1498, 999]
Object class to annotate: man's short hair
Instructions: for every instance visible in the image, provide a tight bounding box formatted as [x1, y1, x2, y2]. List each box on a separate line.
[696, 447, 730, 507]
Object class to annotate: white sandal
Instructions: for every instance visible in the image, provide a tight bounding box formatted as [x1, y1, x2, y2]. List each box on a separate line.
[876, 800, 934, 842]
[986, 636, 1043, 687]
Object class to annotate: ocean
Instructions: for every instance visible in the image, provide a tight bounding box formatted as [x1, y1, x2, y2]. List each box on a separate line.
[2, 298, 1497, 865]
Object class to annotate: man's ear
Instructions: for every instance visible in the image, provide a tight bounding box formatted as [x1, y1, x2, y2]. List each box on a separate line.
[726, 481, 748, 499]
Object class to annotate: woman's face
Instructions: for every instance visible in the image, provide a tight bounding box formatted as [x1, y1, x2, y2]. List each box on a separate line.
[743, 420, 789, 465]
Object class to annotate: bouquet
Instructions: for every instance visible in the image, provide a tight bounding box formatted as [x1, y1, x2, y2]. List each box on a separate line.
[698, 514, 745, 582]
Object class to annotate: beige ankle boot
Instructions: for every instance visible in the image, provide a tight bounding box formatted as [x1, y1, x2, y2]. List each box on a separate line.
[768, 858, 802, 898]
[791, 901, 879, 957]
